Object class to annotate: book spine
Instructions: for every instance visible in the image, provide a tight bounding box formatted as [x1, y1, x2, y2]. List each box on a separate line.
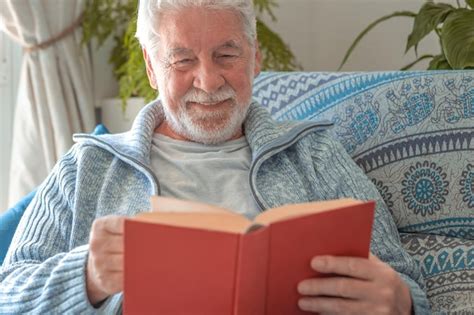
[231, 235, 241, 315]
[233, 228, 270, 315]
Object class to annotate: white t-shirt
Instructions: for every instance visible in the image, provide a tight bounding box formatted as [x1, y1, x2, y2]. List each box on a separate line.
[150, 133, 261, 219]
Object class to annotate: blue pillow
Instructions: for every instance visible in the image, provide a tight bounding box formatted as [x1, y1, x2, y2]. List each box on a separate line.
[92, 124, 110, 136]
[0, 189, 37, 265]
[0, 124, 109, 265]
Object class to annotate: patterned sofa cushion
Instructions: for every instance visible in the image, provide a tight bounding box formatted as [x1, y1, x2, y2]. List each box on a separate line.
[400, 232, 474, 313]
[253, 71, 474, 239]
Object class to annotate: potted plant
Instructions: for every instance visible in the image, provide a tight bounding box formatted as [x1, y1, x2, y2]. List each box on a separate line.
[82, 0, 300, 110]
[339, 0, 474, 70]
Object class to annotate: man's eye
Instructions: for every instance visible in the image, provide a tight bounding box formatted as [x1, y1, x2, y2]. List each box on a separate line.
[218, 54, 237, 59]
[175, 59, 194, 65]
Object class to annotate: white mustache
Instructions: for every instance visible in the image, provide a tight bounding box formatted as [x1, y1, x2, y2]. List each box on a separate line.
[182, 86, 236, 105]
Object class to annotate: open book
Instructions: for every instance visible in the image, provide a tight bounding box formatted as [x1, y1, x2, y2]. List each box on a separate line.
[124, 196, 375, 315]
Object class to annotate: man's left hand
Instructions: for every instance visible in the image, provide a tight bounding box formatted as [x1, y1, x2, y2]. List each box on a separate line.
[297, 253, 412, 314]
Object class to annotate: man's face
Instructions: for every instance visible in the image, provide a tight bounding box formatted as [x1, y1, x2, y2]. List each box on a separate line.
[144, 7, 261, 144]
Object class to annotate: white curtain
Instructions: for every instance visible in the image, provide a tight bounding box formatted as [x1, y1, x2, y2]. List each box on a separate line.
[0, 0, 96, 205]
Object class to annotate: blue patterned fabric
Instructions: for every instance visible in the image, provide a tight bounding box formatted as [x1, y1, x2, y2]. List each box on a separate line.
[253, 71, 474, 313]
[401, 232, 474, 313]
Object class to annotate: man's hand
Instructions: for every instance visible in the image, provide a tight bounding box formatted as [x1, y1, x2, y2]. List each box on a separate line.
[86, 215, 125, 306]
[297, 253, 412, 314]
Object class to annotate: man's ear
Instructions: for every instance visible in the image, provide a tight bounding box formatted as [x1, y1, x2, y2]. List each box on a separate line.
[143, 48, 158, 90]
[253, 40, 262, 78]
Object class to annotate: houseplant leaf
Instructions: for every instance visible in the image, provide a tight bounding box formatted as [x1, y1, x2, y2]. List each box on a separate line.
[442, 9, 474, 69]
[406, 1, 455, 53]
[400, 54, 435, 70]
[338, 11, 416, 70]
[253, 0, 278, 21]
[257, 19, 301, 71]
[116, 17, 156, 109]
[428, 54, 453, 69]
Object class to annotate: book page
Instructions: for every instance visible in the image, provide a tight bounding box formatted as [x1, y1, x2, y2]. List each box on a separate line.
[131, 196, 253, 234]
[151, 196, 233, 214]
[253, 198, 363, 226]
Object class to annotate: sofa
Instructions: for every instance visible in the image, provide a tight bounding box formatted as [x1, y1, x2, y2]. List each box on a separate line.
[252, 70, 474, 314]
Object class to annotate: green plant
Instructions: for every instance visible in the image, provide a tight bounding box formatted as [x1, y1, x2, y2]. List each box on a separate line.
[82, 0, 300, 108]
[339, 0, 474, 71]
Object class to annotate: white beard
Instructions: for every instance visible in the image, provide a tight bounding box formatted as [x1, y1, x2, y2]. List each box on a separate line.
[161, 84, 251, 144]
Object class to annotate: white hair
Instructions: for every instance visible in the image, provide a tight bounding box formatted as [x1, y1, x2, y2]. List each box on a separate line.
[136, 0, 257, 52]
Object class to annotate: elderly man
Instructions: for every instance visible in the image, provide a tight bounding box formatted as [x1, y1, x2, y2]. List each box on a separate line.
[0, 0, 430, 314]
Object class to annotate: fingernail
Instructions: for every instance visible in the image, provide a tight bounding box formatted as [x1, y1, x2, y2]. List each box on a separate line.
[298, 299, 311, 310]
[297, 282, 308, 294]
[312, 258, 326, 270]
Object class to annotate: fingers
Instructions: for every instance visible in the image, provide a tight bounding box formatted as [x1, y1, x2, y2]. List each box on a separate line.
[92, 253, 123, 272]
[310, 255, 380, 280]
[298, 297, 369, 314]
[89, 233, 123, 254]
[86, 216, 126, 304]
[91, 215, 125, 235]
[298, 277, 372, 300]
[369, 252, 382, 262]
[89, 216, 125, 254]
[298, 254, 413, 314]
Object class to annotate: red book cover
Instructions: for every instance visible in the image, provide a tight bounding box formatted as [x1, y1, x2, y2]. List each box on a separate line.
[124, 222, 241, 314]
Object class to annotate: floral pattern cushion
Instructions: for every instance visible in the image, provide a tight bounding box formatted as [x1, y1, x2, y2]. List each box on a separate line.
[401, 232, 474, 313]
[253, 71, 474, 239]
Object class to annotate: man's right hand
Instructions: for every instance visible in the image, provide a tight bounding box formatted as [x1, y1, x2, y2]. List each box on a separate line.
[86, 215, 125, 306]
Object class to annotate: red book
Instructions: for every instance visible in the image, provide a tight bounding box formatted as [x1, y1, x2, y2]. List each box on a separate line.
[124, 197, 375, 315]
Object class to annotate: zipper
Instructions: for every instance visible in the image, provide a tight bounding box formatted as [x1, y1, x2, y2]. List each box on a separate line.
[74, 134, 161, 196]
[76, 120, 331, 210]
[249, 122, 333, 211]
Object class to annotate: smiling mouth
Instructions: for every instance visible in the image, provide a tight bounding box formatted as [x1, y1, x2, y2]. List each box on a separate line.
[187, 99, 230, 108]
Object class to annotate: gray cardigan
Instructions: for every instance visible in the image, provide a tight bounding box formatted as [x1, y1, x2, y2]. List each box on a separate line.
[0, 101, 430, 314]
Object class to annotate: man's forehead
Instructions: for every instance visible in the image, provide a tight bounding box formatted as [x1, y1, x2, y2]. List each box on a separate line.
[157, 7, 248, 51]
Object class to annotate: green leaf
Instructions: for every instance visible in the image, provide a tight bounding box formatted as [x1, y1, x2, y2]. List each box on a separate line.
[442, 9, 474, 69]
[406, 2, 455, 53]
[256, 19, 301, 71]
[116, 14, 156, 106]
[253, 0, 278, 21]
[400, 54, 435, 70]
[338, 11, 416, 71]
[466, 0, 474, 8]
[427, 54, 452, 69]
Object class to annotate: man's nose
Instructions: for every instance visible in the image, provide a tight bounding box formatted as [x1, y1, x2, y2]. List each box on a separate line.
[192, 60, 225, 94]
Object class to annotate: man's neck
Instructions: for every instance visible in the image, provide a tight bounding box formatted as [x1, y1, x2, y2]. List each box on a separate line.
[154, 121, 244, 143]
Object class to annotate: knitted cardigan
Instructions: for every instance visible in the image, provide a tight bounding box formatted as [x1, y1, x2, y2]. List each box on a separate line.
[0, 101, 430, 314]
